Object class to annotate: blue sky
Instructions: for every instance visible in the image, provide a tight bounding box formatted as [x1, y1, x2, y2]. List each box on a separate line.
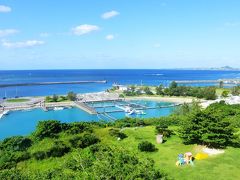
[0, 0, 240, 70]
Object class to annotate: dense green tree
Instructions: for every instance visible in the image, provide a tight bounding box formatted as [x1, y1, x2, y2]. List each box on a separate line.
[0, 136, 32, 152]
[155, 85, 165, 95]
[232, 86, 240, 95]
[179, 102, 235, 148]
[219, 81, 224, 88]
[203, 87, 217, 100]
[52, 94, 58, 102]
[67, 91, 77, 101]
[143, 86, 153, 95]
[138, 141, 157, 152]
[169, 81, 178, 89]
[33, 120, 62, 139]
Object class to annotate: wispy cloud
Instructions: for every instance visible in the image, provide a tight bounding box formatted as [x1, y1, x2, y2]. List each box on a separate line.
[72, 24, 99, 35]
[0, 5, 11, 13]
[101, 10, 119, 19]
[0, 29, 18, 37]
[105, 34, 114, 40]
[2, 40, 45, 48]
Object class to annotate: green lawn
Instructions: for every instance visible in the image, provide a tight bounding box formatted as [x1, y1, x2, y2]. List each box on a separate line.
[6, 98, 29, 103]
[18, 126, 240, 180]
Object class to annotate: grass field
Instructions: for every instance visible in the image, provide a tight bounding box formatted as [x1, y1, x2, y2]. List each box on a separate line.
[6, 98, 29, 103]
[18, 126, 240, 180]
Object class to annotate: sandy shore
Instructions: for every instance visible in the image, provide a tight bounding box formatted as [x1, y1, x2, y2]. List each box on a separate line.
[125, 96, 196, 103]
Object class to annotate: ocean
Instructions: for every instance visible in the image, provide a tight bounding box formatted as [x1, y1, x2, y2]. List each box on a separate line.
[0, 69, 240, 98]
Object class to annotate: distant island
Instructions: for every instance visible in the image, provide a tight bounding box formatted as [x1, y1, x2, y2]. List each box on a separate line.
[176, 66, 240, 71]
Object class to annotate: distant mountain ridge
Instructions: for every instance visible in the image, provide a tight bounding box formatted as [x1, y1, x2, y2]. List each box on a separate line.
[176, 66, 240, 71]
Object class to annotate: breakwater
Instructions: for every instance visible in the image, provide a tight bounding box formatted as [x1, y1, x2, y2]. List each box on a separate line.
[0, 80, 107, 88]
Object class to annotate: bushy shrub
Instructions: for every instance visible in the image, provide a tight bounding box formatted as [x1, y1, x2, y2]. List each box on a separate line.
[0, 151, 30, 170]
[138, 141, 157, 152]
[89, 144, 111, 154]
[64, 150, 94, 171]
[32, 151, 47, 160]
[33, 120, 62, 139]
[0, 136, 32, 151]
[109, 128, 127, 139]
[0, 169, 23, 180]
[155, 125, 172, 138]
[69, 134, 100, 149]
[46, 141, 70, 158]
[64, 122, 92, 134]
[12, 152, 31, 162]
[111, 118, 146, 128]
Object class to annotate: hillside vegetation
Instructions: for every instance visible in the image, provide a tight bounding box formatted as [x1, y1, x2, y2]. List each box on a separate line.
[0, 102, 240, 179]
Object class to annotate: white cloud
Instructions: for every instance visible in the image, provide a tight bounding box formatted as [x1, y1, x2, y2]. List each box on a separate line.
[105, 34, 114, 40]
[72, 24, 99, 35]
[101, 10, 119, 19]
[0, 5, 11, 13]
[2, 40, 45, 48]
[0, 29, 18, 37]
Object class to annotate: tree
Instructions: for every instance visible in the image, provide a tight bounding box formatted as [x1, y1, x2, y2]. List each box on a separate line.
[0, 136, 32, 152]
[155, 85, 164, 95]
[45, 96, 52, 102]
[169, 81, 178, 89]
[67, 91, 77, 101]
[33, 120, 62, 139]
[52, 94, 58, 102]
[179, 102, 235, 148]
[143, 86, 153, 95]
[203, 87, 216, 100]
[232, 86, 240, 96]
[222, 90, 229, 98]
[138, 141, 157, 152]
[219, 81, 224, 88]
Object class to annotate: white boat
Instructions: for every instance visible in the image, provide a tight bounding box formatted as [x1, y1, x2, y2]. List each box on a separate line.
[0, 113, 3, 119]
[135, 110, 146, 115]
[3, 110, 9, 115]
[128, 109, 136, 115]
[53, 107, 64, 111]
[115, 105, 132, 113]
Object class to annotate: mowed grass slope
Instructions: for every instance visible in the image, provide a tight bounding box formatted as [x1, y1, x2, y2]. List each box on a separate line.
[19, 126, 240, 180]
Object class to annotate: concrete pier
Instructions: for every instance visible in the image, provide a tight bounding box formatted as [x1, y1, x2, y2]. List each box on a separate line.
[74, 101, 97, 114]
[0, 80, 107, 88]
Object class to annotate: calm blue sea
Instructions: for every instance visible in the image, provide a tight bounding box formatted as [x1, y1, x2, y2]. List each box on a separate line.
[1, 69, 240, 98]
[1, 69, 240, 140]
[0, 101, 174, 140]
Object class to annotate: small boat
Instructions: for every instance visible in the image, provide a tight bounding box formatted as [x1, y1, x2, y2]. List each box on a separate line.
[53, 107, 64, 111]
[128, 109, 136, 115]
[3, 110, 9, 115]
[0, 110, 9, 119]
[136, 110, 146, 115]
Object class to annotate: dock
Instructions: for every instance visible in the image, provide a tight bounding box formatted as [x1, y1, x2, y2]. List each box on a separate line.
[0, 80, 107, 88]
[74, 101, 97, 114]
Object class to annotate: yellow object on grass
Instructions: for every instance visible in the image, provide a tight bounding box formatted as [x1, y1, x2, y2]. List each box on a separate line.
[195, 153, 208, 160]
